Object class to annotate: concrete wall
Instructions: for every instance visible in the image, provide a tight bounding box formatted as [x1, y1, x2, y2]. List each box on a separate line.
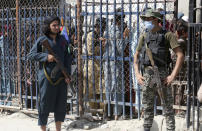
[178, 0, 189, 17]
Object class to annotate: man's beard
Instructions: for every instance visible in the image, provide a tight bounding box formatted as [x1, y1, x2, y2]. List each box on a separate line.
[49, 31, 59, 35]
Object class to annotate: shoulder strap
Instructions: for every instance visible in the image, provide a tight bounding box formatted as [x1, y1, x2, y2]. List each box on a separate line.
[145, 32, 150, 44]
[145, 43, 155, 67]
[144, 32, 155, 67]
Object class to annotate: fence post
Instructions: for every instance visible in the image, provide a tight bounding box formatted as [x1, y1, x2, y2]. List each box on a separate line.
[173, 0, 178, 31]
[16, 0, 22, 109]
[77, 0, 84, 117]
[186, 0, 196, 129]
[189, 0, 196, 23]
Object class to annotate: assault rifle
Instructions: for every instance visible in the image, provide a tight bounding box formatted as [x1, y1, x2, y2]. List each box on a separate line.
[152, 66, 166, 105]
[41, 39, 76, 95]
[145, 44, 166, 106]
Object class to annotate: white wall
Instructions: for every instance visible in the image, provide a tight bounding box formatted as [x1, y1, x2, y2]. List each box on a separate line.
[178, 0, 189, 17]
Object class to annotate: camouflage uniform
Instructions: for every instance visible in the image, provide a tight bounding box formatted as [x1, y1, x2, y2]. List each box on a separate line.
[137, 9, 182, 131]
[142, 67, 175, 130]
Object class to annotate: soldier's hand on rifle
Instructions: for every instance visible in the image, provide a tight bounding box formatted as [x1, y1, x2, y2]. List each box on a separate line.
[164, 75, 175, 86]
[136, 73, 145, 86]
[47, 54, 55, 62]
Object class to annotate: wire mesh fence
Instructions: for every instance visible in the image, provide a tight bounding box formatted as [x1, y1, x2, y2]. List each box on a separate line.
[81, 0, 177, 119]
[0, 0, 180, 120]
[0, 0, 76, 109]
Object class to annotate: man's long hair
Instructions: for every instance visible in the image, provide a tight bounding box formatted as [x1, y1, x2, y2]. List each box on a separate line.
[42, 16, 61, 36]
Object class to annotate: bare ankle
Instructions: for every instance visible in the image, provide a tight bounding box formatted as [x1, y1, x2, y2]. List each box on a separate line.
[40, 125, 46, 131]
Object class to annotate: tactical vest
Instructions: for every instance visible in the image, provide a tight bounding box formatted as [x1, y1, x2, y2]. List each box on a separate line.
[140, 30, 171, 67]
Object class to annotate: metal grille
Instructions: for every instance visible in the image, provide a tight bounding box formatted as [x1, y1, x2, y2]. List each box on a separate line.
[186, 23, 202, 131]
[81, 0, 177, 119]
[0, 0, 76, 109]
[0, 0, 179, 120]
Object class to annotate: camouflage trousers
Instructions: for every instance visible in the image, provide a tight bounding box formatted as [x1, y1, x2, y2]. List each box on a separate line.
[142, 67, 175, 131]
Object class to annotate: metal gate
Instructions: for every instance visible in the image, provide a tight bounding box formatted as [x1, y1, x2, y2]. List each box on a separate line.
[186, 1, 202, 130]
[186, 23, 202, 131]
[81, 0, 177, 119]
[0, 0, 177, 120]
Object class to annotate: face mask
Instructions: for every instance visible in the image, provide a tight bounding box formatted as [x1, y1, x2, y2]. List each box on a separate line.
[144, 21, 154, 31]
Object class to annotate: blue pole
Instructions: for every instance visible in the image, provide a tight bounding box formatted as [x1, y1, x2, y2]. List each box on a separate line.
[11, 10, 16, 94]
[74, 4, 79, 116]
[6, 8, 9, 99]
[46, 6, 48, 17]
[154, 0, 157, 9]
[145, 0, 148, 9]
[121, 0, 125, 119]
[99, 0, 103, 105]
[92, 0, 96, 101]
[137, 0, 141, 120]
[29, 6, 33, 110]
[129, 0, 133, 119]
[57, 5, 59, 17]
[63, 4, 66, 23]
[163, 0, 166, 30]
[11, 10, 15, 98]
[0, 9, 4, 99]
[84, 0, 89, 103]
[68, 4, 71, 35]
[19, 6, 23, 108]
[113, 0, 117, 117]
[106, 0, 111, 117]
[34, 7, 38, 110]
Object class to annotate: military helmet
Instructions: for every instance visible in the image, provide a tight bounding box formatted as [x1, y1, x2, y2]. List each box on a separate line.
[140, 9, 163, 21]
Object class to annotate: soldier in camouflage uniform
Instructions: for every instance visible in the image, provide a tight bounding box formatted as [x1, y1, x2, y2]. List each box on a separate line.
[133, 9, 184, 131]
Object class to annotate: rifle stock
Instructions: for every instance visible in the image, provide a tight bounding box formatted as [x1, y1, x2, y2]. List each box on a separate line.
[153, 66, 165, 105]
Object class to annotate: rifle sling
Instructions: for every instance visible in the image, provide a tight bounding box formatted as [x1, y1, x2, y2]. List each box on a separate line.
[43, 62, 64, 86]
[145, 43, 155, 67]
